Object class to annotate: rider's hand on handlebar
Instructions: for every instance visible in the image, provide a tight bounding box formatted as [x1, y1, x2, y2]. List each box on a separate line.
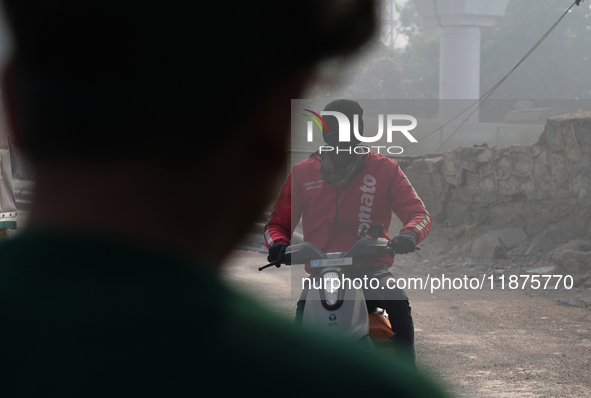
[386, 232, 416, 257]
[268, 243, 289, 266]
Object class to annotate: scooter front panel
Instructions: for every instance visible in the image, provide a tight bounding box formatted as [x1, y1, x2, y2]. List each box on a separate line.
[302, 284, 369, 343]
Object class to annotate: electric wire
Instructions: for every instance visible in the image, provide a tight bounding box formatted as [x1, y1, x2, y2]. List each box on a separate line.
[402, 1, 579, 153]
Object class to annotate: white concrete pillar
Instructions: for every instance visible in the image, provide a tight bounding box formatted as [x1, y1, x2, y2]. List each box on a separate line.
[440, 25, 481, 100]
[414, 0, 509, 122]
[439, 25, 481, 121]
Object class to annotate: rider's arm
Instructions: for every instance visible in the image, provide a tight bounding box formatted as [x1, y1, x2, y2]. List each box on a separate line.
[264, 173, 304, 249]
[388, 161, 432, 245]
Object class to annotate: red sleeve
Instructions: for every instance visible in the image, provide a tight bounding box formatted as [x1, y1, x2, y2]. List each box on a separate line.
[389, 163, 432, 244]
[264, 172, 304, 249]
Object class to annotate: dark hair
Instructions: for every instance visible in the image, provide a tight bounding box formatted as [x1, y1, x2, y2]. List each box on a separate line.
[322, 99, 364, 146]
[1, 0, 377, 160]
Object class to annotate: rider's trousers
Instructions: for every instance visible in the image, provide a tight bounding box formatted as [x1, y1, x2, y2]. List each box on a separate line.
[294, 265, 415, 364]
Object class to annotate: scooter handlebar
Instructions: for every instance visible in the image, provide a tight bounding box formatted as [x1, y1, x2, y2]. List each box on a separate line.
[260, 240, 420, 270]
[258, 259, 285, 271]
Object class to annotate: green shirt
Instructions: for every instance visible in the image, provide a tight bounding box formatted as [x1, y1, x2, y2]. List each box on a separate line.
[0, 232, 449, 397]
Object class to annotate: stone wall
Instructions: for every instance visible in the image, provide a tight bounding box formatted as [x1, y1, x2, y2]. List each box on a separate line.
[405, 112, 591, 243]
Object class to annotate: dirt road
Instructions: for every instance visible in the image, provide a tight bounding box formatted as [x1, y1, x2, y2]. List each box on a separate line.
[222, 249, 591, 397]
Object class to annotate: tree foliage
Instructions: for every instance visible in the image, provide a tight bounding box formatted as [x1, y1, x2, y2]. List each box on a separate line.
[308, 0, 438, 100]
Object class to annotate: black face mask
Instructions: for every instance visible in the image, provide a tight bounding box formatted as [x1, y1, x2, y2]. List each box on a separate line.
[323, 136, 361, 149]
[321, 114, 363, 147]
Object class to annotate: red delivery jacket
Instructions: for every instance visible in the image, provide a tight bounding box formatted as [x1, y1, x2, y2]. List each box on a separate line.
[264, 152, 431, 273]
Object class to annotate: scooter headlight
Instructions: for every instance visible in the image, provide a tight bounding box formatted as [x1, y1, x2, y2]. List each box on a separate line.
[323, 271, 340, 306]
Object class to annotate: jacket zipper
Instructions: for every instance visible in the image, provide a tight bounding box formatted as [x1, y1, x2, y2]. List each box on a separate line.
[334, 187, 339, 226]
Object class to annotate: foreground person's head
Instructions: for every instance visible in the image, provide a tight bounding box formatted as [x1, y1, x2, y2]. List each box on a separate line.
[0, 0, 378, 264]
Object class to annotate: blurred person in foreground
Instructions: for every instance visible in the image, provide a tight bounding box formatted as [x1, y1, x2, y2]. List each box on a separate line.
[0, 0, 448, 396]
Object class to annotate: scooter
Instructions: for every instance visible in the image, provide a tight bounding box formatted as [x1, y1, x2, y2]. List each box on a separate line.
[259, 225, 400, 355]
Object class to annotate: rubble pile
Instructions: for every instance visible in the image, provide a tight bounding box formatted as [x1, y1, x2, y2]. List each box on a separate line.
[404, 112, 591, 294]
